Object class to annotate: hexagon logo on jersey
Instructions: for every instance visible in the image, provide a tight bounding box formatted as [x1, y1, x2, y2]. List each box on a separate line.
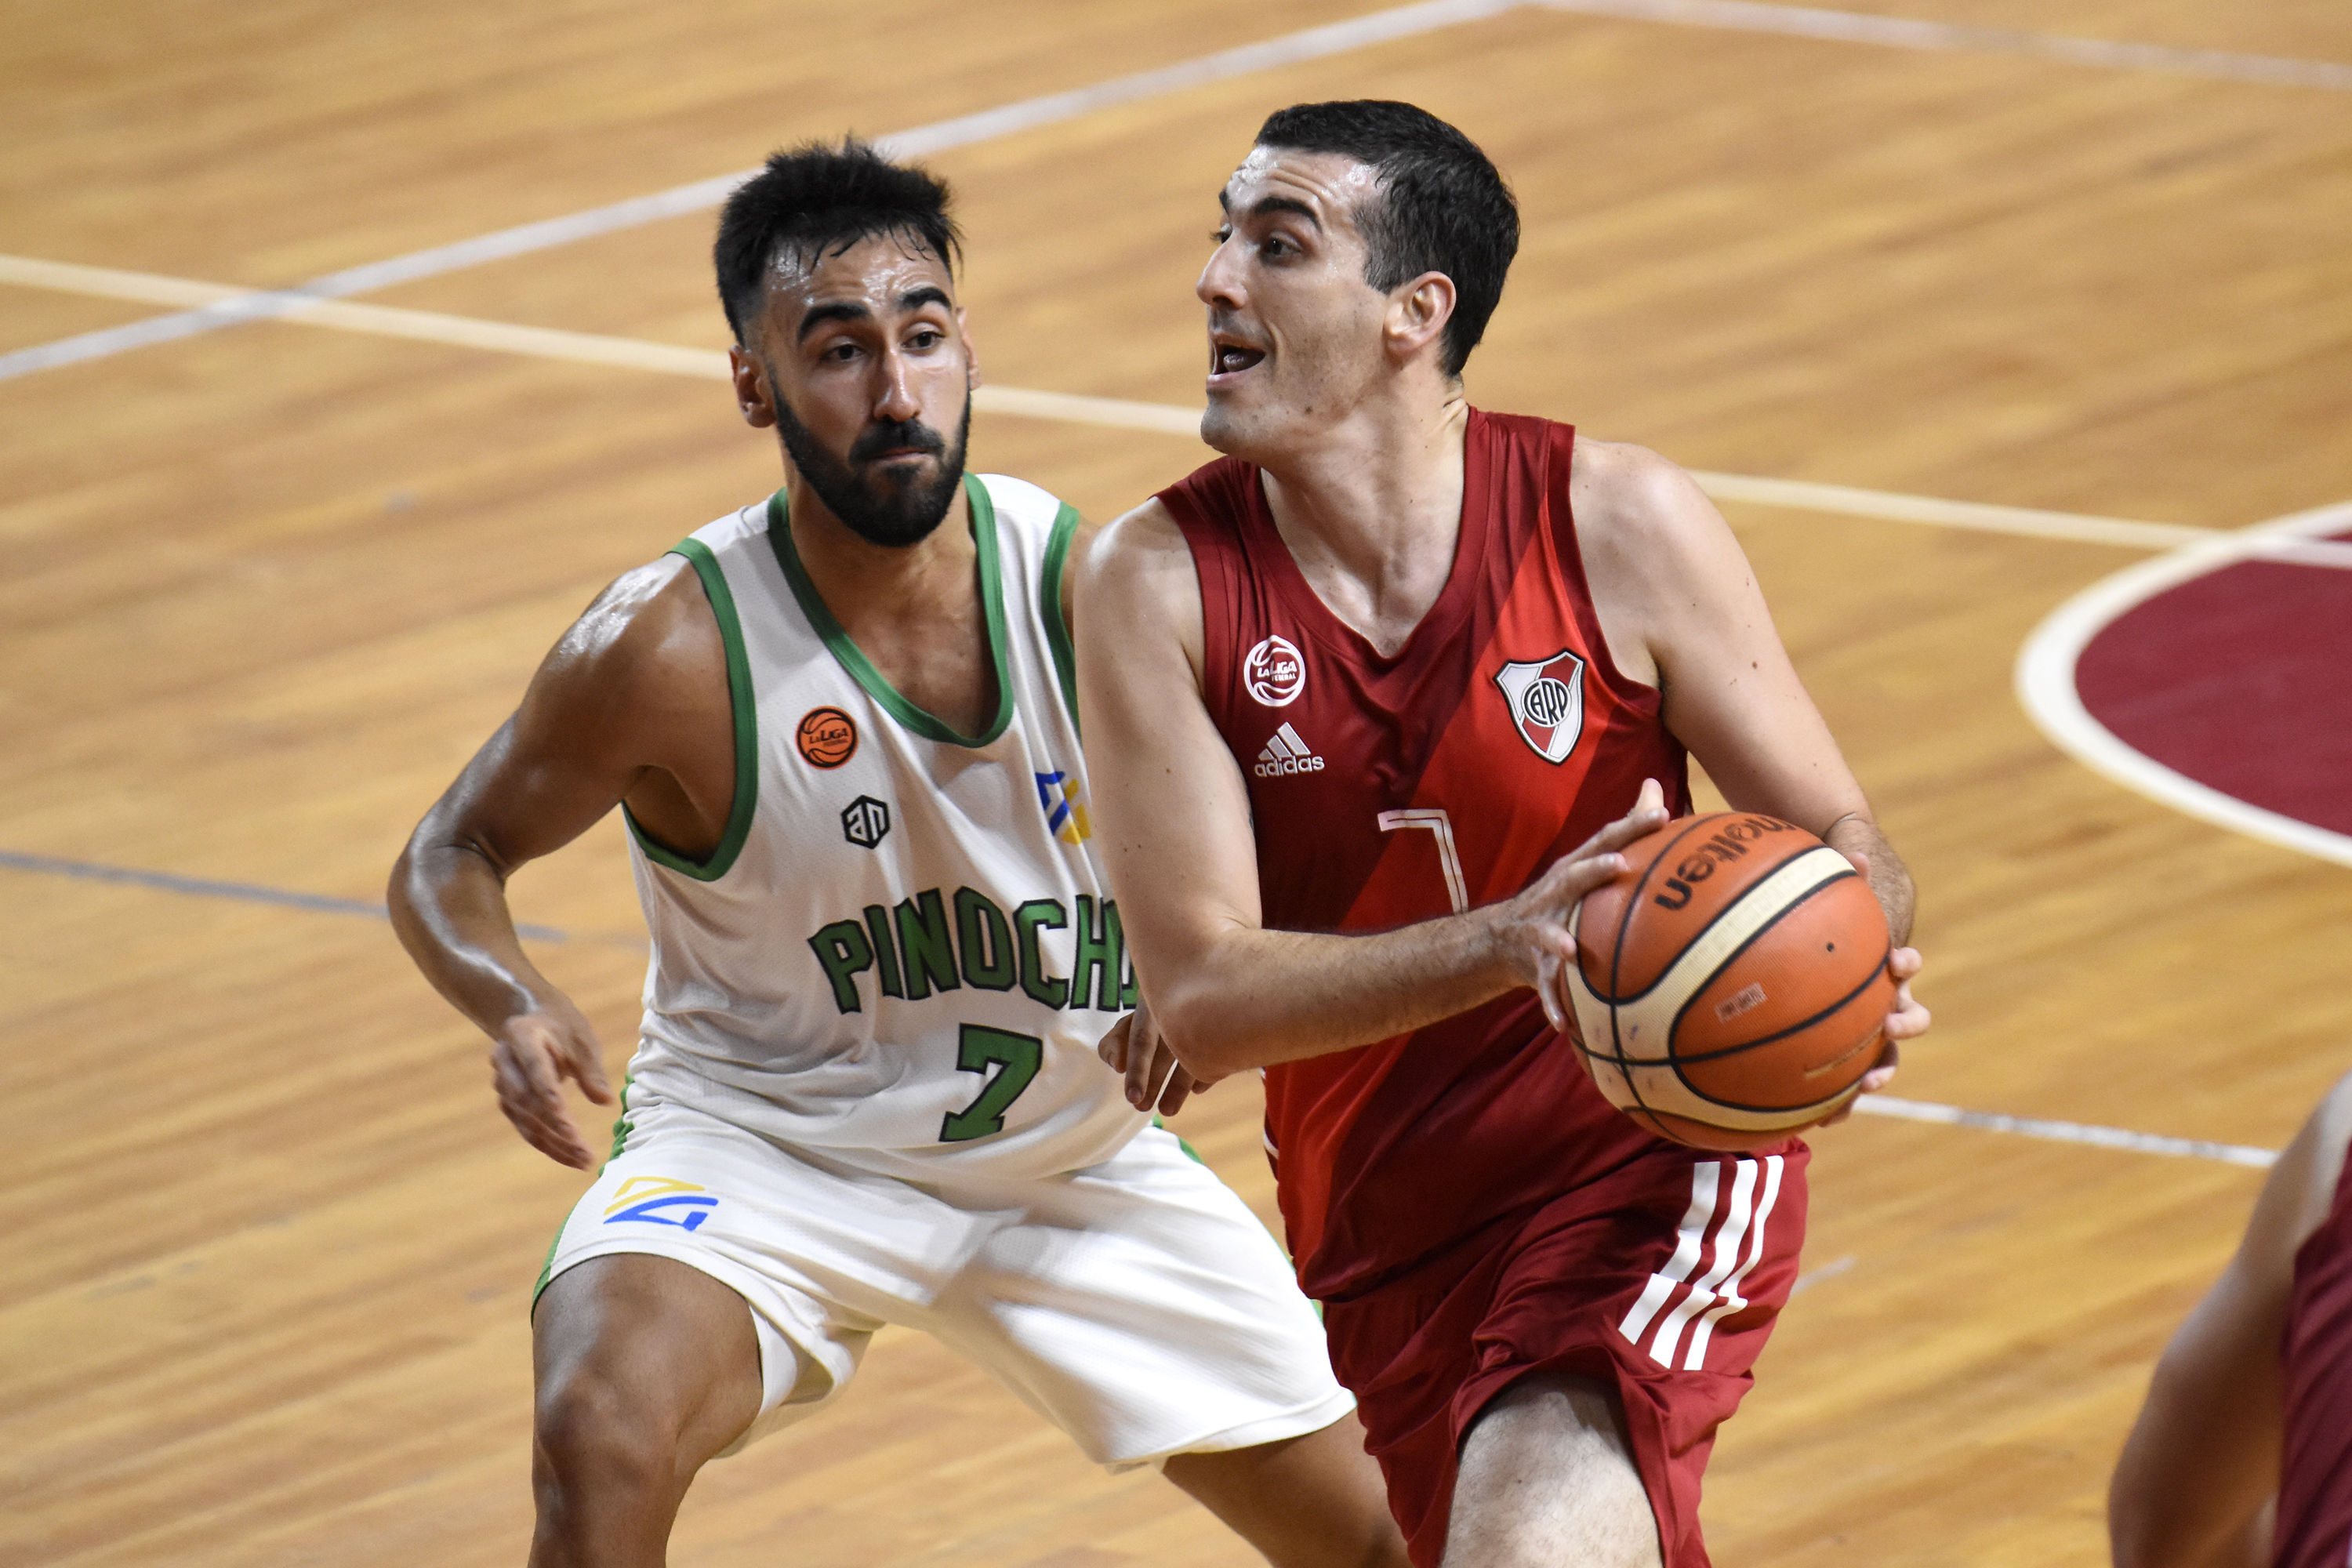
[841, 795, 890, 849]
[1494, 649, 1588, 764]
[1243, 634, 1306, 707]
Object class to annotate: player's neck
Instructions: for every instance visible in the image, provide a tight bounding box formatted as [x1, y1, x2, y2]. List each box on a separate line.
[783, 479, 980, 639]
[1257, 390, 1469, 655]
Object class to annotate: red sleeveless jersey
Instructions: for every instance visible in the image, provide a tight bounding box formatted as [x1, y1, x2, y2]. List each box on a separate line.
[1161, 408, 1733, 1301]
[2277, 1138, 2352, 1568]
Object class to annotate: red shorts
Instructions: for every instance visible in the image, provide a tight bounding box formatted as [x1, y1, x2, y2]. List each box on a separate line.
[1321, 1143, 1809, 1568]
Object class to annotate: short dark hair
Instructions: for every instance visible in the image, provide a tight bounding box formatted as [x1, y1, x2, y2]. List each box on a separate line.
[1254, 101, 1518, 378]
[713, 139, 963, 346]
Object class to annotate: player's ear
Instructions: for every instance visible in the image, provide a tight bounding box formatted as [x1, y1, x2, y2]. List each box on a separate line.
[1386, 272, 1456, 365]
[730, 345, 777, 429]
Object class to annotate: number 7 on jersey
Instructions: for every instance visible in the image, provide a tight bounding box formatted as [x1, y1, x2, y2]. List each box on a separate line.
[1377, 808, 1468, 916]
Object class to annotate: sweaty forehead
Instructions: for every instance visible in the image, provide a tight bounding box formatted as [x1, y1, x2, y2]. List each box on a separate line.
[1223, 146, 1383, 230]
[765, 231, 956, 316]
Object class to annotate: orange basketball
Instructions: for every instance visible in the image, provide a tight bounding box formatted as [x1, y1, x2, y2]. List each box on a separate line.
[1561, 811, 1894, 1151]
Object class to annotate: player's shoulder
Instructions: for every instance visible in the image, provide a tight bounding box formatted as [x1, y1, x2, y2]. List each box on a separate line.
[971, 471, 1075, 535]
[546, 536, 725, 699]
[2234, 1067, 2352, 1282]
[1567, 434, 1737, 574]
[2300, 1068, 2352, 1218]
[1569, 436, 1711, 528]
[1084, 495, 1195, 591]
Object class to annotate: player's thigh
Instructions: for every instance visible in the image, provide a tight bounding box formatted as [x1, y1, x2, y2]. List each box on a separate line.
[927, 1127, 1352, 1465]
[1163, 1410, 1409, 1568]
[533, 1252, 764, 1474]
[1444, 1373, 1662, 1568]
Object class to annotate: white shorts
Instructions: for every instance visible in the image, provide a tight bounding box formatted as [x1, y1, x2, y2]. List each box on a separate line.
[537, 1091, 1352, 1467]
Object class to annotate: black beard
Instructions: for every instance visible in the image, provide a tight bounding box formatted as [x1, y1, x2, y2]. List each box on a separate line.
[771, 383, 971, 549]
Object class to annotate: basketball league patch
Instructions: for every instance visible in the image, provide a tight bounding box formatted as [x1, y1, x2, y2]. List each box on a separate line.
[1494, 649, 1587, 764]
[1243, 635, 1306, 707]
[797, 706, 858, 768]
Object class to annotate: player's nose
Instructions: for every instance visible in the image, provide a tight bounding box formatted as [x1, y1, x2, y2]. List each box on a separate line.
[1196, 238, 1246, 309]
[873, 350, 922, 422]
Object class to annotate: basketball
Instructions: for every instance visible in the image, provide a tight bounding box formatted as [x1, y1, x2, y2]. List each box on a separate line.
[1561, 811, 1895, 1151]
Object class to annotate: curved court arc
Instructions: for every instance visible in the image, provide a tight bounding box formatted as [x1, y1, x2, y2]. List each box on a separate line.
[2018, 501, 2352, 869]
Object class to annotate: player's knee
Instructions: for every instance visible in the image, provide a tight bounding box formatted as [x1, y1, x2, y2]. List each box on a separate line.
[533, 1360, 679, 1501]
[1448, 1375, 1661, 1568]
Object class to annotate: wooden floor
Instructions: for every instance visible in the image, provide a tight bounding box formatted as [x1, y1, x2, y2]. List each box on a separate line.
[5, 2, 2350, 1563]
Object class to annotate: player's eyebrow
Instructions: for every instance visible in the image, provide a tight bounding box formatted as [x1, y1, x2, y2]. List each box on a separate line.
[797, 300, 870, 342]
[1247, 195, 1321, 230]
[797, 287, 951, 343]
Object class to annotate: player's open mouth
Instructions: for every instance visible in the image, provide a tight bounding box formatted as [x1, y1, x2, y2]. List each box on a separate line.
[1208, 339, 1267, 386]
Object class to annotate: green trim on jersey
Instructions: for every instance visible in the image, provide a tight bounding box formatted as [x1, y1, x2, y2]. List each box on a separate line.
[1040, 502, 1082, 733]
[623, 539, 759, 881]
[764, 477, 1015, 748]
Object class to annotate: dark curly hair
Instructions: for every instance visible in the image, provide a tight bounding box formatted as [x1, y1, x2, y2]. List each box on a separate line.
[713, 139, 963, 346]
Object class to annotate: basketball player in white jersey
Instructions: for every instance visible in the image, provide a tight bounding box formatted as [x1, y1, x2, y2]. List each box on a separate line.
[389, 141, 1404, 1568]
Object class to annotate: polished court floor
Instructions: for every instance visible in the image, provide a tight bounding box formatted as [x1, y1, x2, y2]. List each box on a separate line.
[4, 2, 2350, 1563]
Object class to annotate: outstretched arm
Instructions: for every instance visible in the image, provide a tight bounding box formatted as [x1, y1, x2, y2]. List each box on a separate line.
[389, 557, 731, 1167]
[1076, 500, 1665, 1087]
[2108, 1071, 2352, 1568]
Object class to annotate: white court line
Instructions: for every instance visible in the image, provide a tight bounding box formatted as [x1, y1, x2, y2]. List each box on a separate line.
[22, 249, 2352, 561]
[2015, 500, 2352, 870]
[1686, 472, 2212, 554]
[3, 1, 2344, 385]
[1856, 1094, 2278, 1168]
[1534, 0, 2352, 91]
[1788, 1253, 1855, 1295]
[0, 0, 1513, 384]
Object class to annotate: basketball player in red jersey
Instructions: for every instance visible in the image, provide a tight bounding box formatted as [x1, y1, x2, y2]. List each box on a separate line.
[2110, 1070, 2352, 1568]
[1076, 102, 1929, 1568]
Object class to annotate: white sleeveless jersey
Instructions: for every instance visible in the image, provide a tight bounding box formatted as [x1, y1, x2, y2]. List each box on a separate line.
[619, 474, 1145, 1181]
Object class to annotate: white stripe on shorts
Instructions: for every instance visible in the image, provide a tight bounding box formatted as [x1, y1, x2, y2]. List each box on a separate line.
[1617, 1156, 1787, 1371]
[1617, 1160, 1721, 1344]
[1647, 1158, 1759, 1367]
[1682, 1155, 1784, 1370]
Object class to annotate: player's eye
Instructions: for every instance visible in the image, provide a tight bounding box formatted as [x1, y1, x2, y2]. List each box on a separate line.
[1210, 226, 1232, 245]
[1261, 236, 1291, 260]
[907, 328, 943, 350]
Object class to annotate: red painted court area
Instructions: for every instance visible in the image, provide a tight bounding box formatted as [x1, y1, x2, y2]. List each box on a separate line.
[2075, 533, 2352, 838]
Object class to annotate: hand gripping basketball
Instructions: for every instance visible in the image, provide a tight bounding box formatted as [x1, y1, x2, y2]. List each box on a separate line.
[1563, 808, 1904, 1149]
[1515, 778, 1675, 1042]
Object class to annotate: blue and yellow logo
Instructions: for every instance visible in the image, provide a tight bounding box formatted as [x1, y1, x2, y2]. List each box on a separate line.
[601, 1175, 719, 1232]
[1035, 770, 1092, 845]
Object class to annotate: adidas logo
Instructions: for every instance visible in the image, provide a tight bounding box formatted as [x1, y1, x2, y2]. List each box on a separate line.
[1253, 722, 1326, 779]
